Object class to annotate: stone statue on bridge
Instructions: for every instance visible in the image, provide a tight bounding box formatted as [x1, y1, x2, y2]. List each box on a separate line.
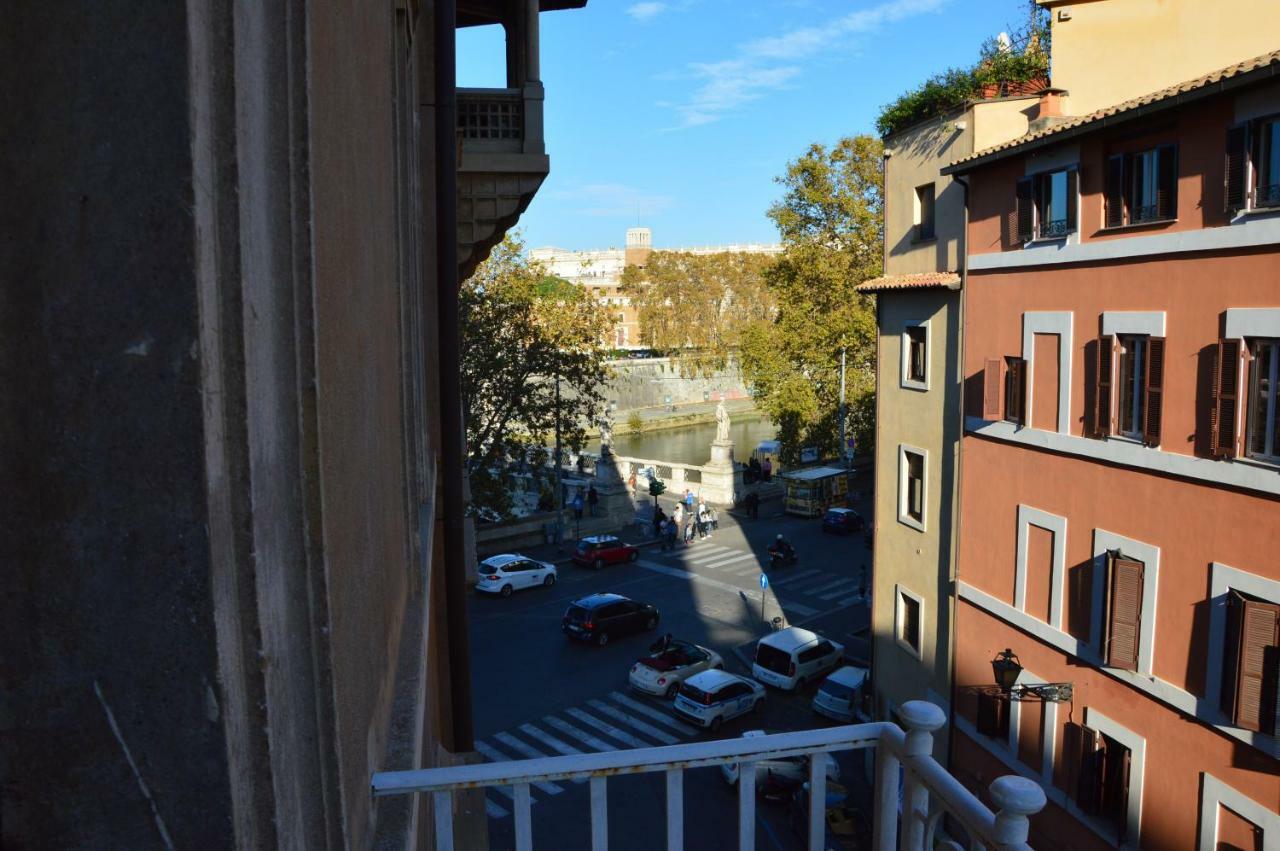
[714, 400, 730, 444]
[598, 416, 614, 456]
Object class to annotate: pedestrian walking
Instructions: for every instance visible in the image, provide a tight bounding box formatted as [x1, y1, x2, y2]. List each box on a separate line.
[762, 457, 772, 481]
[658, 519, 670, 551]
[665, 519, 677, 550]
[709, 507, 719, 531]
[684, 489, 695, 513]
[588, 484, 599, 517]
[652, 506, 665, 538]
[684, 519, 695, 544]
[745, 490, 760, 520]
[696, 499, 709, 539]
[571, 489, 584, 521]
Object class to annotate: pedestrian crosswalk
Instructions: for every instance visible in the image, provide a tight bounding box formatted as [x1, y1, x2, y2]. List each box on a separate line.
[658, 542, 867, 612]
[475, 690, 702, 820]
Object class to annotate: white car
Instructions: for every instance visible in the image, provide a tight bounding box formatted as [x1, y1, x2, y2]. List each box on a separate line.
[628, 639, 724, 698]
[720, 730, 841, 801]
[672, 670, 764, 731]
[474, 554, 557, 597]
[751, 627, 845, 691]
[812, 666, 870, 723]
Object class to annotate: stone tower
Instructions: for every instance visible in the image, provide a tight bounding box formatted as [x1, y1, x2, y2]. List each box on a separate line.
[624, 226, 652, 267]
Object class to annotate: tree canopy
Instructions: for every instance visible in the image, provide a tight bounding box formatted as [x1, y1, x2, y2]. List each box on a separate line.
[739, 134, 883, 463]
[619, 250, 774, 371]
[461, 234, 611, 518]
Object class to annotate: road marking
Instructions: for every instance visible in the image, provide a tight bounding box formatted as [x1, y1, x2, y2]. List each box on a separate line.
[816, 578, 862, 599]
[495, 732, 583, 786]
[722, 561, 764, 577]
[833, 593, 864, 607]
[486, 798, 510, 819]
[518, 723, 586, 756]
[476, 740, 563, 795]
[543, 715, 620, 753]
[698, 552, 758, 570]
[787, 575, 847, 594]
[587, 699, 679, 745]
[683, 545, 733, 564]
[768, 568, 822, 586]
[564, 707, 650, 748]
[780, 602, 818, 617]
[607, 692, 700, 736]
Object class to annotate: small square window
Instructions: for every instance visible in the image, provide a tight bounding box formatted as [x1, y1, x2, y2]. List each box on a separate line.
[914, 183, 935, 241]
[899, 591, 920, 653]
[899, 447, 926, 530]
[902, 323, 928, 389]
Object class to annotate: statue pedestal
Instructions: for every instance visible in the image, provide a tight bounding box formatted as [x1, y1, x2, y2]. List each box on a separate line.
[593, 451, 634, 526]
[701, 440, 742, 507]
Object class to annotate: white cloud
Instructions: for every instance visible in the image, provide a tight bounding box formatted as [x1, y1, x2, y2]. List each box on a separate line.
[551, 183, 676, 218]
[627, 2, 668, 22]
[668, 0, 946, 128]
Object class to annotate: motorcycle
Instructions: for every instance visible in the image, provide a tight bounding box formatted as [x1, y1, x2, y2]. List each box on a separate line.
[768, 544, 799, 570]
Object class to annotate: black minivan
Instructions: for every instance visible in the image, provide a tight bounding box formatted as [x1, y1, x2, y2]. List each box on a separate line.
[562, 593, 660, 646]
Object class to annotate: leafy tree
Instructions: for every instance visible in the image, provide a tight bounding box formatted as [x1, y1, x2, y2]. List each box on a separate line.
[740, 135, 883, 463]
[461, 234, 611, 518]
[620, 250, 775, 372]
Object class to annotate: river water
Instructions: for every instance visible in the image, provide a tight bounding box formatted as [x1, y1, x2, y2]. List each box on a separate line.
[609, 415, 777, 466]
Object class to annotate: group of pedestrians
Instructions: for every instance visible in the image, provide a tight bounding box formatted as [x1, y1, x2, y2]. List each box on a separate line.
[656, 489, 717, 550]
[743, 455, 773, 484]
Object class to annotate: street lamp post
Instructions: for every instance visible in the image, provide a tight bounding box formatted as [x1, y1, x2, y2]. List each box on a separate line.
[554, 372, 564, 549]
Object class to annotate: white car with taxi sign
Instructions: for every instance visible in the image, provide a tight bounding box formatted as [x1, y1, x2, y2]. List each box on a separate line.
[474, 554, 557, 597]
[671, 670, 764, 731]
[628, 638, 724, 698]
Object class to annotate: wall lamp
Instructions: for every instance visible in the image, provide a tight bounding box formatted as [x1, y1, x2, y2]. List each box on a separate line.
[990, 648, 1074, 703]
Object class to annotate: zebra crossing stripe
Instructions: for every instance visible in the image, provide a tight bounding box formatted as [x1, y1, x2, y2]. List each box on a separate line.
[684, 545, 732, 564]
[564, 707, 649, 748]
[768, 568, 822, 585]
[486, 798, 510, 819]
[722, 561, 763, 577]
[788, 575, 846, 594]
[833, 593, 863, 607]
[698, 552, 757, 570]
[543, 715, 619, 753]
[475, 740, 563, 796]
[780, 601, 819, 617]
[816, 578, 862, 599]
[586, 699, 679, 745]
[492, 733, 566, 794]
[513, 725, 587, 784]
[607, 692, 699, 736]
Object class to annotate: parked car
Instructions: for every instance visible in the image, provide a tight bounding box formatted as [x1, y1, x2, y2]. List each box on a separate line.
[811, 666, 870, 722]
[821, 507, 865, 535]
[751, 627, 845, 691]
[628, 638, 724, 698]
[572, 535, 640, 569]
[720, 730, 841, 800]
[562, 593, 659, 646]
[474, 554, 557, 597]
[672, 670, 764, 731]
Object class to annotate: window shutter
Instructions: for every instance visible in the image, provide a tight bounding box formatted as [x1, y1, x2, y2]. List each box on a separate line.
[1101, 741, 1132, 841]
[1233, 598, 1280, 733]
[983, 358, 1003, 419]
[1016, 177, 1034, 243]
[977, 691, 1008, 738]
[1065, 168, 1079, 232]
[1221, 590, 1246, 717]
[1224, 123, 1249, 213]
[1005, 357, 1027, 424]
[1157, 145, 1178, 220]
[1094, 335, 1114, 437]
[1210, 338, 1241, 457]
[1143, 336, 1165, 447]
[1106, 553, 1144, 671]
[1065, 722, 1102, 814]
[1105, 155, 1126, 228]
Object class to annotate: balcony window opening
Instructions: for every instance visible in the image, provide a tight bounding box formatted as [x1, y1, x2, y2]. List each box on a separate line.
[1106, 145, 1177, 227]
[456, 25, 509, 88]
[1069, 727, 1133, 842]
[1219, 589, 1279, 734]
[1016, 168, 1078, 242]
[905, 324, 927, 386]
[914, 183, 936, 242]
[1117, 335, 1147, 439]
[1256, 117, 1280, 209]
[1036, 170, 1072, 237]
[1247, 338, 1280, 461]
[904, 450, 924, 525]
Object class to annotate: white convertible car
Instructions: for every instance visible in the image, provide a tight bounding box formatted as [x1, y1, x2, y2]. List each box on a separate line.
[628, 638, 724, 698]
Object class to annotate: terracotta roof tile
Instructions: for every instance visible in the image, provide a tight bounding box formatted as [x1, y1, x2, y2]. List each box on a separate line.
[856, 271, 961, 293]
[944, 49, 1280, 173]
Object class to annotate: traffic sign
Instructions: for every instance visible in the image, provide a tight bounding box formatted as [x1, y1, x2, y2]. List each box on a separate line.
[759, 574, 769, 590]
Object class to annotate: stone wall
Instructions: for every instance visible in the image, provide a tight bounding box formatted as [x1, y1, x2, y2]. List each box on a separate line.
[604, 358, 749, 412]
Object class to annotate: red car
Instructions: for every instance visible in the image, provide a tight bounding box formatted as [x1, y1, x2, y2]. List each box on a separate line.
[572, 535, 639, 569]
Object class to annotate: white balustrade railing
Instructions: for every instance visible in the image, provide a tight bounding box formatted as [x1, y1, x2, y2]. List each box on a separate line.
[370, 700, 1046, 851]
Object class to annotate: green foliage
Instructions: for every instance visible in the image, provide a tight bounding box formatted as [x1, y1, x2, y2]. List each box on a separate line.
[648, 478, 666, 500]
[875, 3, 1050, 137]
[621, 250, 775, 374]
[626, 411, 644, 433]
[740, 135, 883, 464]
[461, 233, 612, 519]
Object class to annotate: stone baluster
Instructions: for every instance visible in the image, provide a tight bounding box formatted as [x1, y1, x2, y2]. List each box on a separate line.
[989, 775, 1047, 849]
[898, 700, 947, 851]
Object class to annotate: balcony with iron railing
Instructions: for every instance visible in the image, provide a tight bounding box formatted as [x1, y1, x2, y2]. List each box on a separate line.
[372, 701, 1047, 850]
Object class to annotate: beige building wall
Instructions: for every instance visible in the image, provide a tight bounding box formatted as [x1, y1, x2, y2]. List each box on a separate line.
[1041, 0, 1280, 115]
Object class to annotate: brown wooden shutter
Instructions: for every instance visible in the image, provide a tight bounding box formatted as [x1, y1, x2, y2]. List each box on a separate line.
[1143, 336, 1165, 446]
[983, 358, 1003, 420]
[1234, 598, 1280, 733]
[1101, 741, 1132, 840]
[1016, 177, 1034, 243]
[1105, 155, 1126, 228]
[1005, 357, 1026, 424]
[977, 691, 1008, 738]
[1156, 145, 1178, 220]
[1221, 590, 1246, 717]
[1106, 553, 1144, 671]
[1210, 338, 1242, 457]
[1065, 723, 1102, 814]
[1094, 335, 1114, 437]
[1225, 123, 1250, 213]
[1065, 168, 1079, 232]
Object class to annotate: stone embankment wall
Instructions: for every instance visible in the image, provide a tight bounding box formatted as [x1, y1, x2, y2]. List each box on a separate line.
[604, 358, 748, 413]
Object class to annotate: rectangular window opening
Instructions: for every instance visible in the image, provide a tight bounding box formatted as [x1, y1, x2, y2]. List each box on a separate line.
[914, 183, 936, 241]
[1117, 335, 1148, 439]
[906, 325, 927, 385]
[905, 451, 924, 524]
[899, 591, 921, 652]
[1246, 338, 1280, 462]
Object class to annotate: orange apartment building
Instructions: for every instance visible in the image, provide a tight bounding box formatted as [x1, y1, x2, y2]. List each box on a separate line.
[942, 53, 1280, 849]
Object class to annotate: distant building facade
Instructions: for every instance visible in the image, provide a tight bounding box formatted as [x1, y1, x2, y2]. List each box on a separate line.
[531, 228, 782, 349]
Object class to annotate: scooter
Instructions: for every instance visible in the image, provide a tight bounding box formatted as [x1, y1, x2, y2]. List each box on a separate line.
[768, 544, 799, 570]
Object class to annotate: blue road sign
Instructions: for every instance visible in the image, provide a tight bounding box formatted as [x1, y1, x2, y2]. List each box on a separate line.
[759, 574, 769, 590]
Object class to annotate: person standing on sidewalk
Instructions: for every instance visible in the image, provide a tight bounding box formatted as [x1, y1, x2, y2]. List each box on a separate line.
[587, 484, 599, 518]
[745, 490, 760, 520]
[684, 489, 694, 514]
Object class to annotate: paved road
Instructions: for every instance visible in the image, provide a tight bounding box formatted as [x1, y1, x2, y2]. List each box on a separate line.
[467, 495, 874, 849]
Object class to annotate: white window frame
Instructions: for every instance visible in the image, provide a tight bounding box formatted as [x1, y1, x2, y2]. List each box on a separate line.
[900, 319, 930, 391]
[897, 444, 928, 532]
[913, 182, 935, 242]
[1010, 668, 1058, 786]
[1021, 311, 1073, 435]
[894, 584, 925, 659]
[1015, 505, 1068, 629]
[1081, 707, 1146, 849]
[1245, 337, 1280, 462]
[1205, 561, 1280, 736]
[1224, 308, 1280, 465]
[1091, 529, 1160, 678]
[1197, 773, 1280, 851]
[1115, 333, 1148, 441]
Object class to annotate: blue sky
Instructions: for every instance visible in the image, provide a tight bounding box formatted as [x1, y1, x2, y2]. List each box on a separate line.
[459, 0, 1034, 250]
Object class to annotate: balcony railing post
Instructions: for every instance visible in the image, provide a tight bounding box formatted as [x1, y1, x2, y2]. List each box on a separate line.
[665, 768, 683, 851]
[737, 761, 757, 851]
[897, 701, 947, 851]
[872, 740, 900, 851]
[590, 775, 608, 850]
[433, 790, 454, 851]
[989, 775, 1047, 849]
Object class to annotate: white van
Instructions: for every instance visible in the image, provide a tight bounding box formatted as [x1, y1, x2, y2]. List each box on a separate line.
[751, 627, 844, 691]
[812, 665, 869, 722]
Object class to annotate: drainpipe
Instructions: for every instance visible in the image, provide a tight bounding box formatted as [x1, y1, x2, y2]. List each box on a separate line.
[946, 172, 970, 771]
[435, 0, 475, 753]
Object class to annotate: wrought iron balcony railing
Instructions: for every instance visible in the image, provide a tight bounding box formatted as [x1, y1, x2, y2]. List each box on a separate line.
[371, 700, 1047, 851]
